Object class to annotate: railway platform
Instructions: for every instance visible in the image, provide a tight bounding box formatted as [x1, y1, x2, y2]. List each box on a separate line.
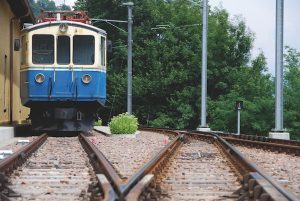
[0, 127, 14, 146]
[0, 124, 32, 146]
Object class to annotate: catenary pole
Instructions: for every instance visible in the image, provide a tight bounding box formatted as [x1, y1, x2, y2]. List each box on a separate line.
[275, 0, 284, 131]
[123, 2, 134, 115]
[200, 0, 208, 127]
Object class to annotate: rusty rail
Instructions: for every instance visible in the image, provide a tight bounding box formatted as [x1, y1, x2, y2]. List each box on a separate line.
[132, 128, 299, 201]
[0, 134, 47, 174]
[222, 136, 300, 155]
[120, 133, 184, 199]
[190, 130, 299, 201]
[217, 132, 300, 147]
[78, 133, 122, 200]
[81, 129, 184, 200]
[0, 134, 48, 200]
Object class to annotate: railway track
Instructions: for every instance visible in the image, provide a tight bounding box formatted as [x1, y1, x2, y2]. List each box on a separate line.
[89, 130, 172, 180]
[0, 133, 122, 201]
[209, 132, 300, 198]
[214, 132, 300, 156]
[7, 137, 97, 200]
[0, 129, 299, 200]
[235, 145, 300, 199]
[151, 136, 241, 200]
[123, 128, 299, 201]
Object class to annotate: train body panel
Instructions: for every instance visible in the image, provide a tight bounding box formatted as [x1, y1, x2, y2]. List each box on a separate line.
[20, 68, 106, 105]
[20, 14, 107, 132]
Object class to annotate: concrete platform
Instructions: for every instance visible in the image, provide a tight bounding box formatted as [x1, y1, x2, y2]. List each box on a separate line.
[269, 132, 290, 140]
[0, 127, 15, 148]
[94, 126, 111, 135]
[94, 126, 140, 138]
[196, 127, 211, 132]
[0, 124, 32, 148]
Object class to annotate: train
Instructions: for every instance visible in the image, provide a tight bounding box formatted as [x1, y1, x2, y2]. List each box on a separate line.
[20, 11, 107, 132]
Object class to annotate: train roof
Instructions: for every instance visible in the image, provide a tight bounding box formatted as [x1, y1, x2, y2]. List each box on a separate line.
[22, 21, 106, 35]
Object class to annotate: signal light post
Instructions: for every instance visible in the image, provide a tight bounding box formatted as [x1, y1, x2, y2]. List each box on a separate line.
[236, 101, 243, 135]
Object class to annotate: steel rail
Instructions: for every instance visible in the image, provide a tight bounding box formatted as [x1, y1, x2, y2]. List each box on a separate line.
[119, 134, 184, 199]
[0, 134, 47, 173]
[218, 132, 300, 147]
[222, 136, 300, 155]
[0, 134, 48, 200]
[141, 127, 300, 146]
[190, 130, 299, 201]
[78, 134, 123, 198]
[138, 128, 298, 201]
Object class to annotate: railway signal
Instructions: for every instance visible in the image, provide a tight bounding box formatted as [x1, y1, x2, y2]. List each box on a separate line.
[236, 101, 243, 135]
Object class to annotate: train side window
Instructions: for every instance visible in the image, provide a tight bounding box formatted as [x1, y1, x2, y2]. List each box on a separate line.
[73, 35, 95, 65]
[100, 37, 106, 66]
[21, 35, 27, 65]
[32, 35, 54, 64]
[57, 36, 70, 65]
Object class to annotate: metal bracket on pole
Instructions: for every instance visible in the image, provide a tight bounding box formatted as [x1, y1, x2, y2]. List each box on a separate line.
[91, 19, 128, 33]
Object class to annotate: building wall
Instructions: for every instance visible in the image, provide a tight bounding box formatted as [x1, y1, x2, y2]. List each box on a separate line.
[0, 0, 30, 124]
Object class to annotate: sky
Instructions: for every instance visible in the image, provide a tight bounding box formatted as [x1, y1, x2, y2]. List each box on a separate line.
[55, 0, 300, 75]
[209, 0, 300, 75]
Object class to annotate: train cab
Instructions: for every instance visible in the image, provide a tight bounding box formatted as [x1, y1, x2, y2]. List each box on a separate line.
[20, 11, 107, 131]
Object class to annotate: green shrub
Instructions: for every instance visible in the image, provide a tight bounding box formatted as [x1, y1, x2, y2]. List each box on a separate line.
[94, 119, 102, 126]
[109, 113, 139, 134]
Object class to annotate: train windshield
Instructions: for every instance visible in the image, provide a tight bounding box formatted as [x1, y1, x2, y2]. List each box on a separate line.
[32, 35, 54, 64]
[57, 36, 70, 64]
[73, 35, 95, 65]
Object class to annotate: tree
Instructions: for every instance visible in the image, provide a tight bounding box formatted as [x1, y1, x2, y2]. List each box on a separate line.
[28, 0, 57, 18]
[75, 0, 267, 130]
[284, 47, 300, 139]
[208, 52, 274, 134]
[57, 4, 72, 10]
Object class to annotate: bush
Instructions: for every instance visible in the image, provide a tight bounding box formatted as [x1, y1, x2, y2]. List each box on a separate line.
[109, 113, 139, 134]
[94, 119, 102, 126]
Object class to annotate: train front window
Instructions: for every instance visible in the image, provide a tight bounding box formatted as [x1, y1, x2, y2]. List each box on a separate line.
[57, 36, 70, 65]
[32, 35, 54, 64]
[73, 35, 95, 65]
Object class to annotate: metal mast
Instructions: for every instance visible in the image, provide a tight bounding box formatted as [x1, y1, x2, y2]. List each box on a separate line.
[200, 0, 208, 128]
[123, 2, 134, 115]
[275, 0, 284, 131]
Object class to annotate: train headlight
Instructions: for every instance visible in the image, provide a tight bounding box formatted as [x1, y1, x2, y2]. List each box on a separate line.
[82, 74, 92, 84]
[35, 73, 45, 84]
[59, 23, 68, 33]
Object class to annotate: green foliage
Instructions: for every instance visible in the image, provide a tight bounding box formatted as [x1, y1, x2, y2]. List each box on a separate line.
[28, 0, 57, 18]
[57, 4, 71, 10]
[73, 0, 300, 139]
[109, 113, 139, 134]
[28, 0, 71, 18]
[284, 47, 300, 140]
[94, 119, 102, 126]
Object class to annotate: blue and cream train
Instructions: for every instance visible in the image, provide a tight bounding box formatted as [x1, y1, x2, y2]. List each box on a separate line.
[20, 12, 106, 131]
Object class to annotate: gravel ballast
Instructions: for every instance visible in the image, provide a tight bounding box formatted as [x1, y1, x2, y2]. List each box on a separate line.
[89, 130, 170, 180]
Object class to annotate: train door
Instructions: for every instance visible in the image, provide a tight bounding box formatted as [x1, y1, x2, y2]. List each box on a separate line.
[55, 35, 73, 97]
